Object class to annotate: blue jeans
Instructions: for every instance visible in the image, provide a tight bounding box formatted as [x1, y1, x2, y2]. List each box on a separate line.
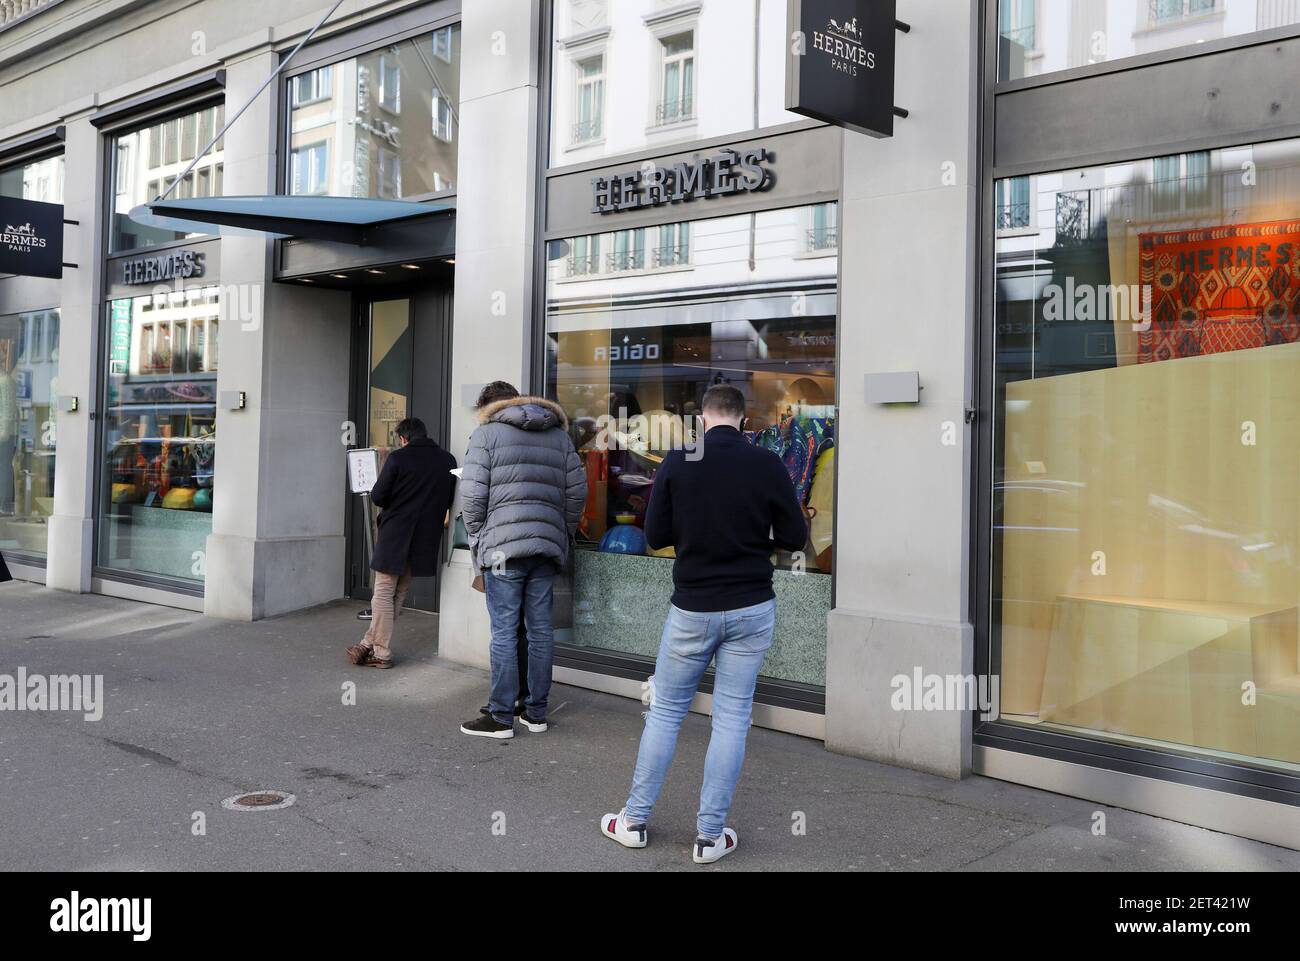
[625, 599, 776, 840]
[484, 556, 557, 725]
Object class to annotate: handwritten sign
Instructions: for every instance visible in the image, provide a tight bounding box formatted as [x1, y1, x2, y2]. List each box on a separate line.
[346, 448, 379, 494]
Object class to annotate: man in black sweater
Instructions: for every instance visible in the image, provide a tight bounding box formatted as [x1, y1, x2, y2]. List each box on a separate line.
[600, 384, 806, 865]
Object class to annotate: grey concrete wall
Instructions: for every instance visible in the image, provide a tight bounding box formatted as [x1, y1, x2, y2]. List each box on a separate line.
[824, 0, 980, 778]
[438, 0, 543, 665]
[43, 115, 101, 593]
[203, 47, 351, 621]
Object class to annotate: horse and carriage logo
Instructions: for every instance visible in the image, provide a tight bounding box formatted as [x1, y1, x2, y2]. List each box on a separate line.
[2, 220, 48, 253]
[811, 10, 876, 75]
[827, 16, 862, 44]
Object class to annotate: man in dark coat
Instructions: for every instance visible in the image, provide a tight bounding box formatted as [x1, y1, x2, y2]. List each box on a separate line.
[0, 550, 11, 584]
[346, 417, 456, 669]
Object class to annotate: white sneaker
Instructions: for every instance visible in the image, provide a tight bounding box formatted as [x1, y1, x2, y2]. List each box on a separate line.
[693, 828, 738, 864]
[600, 808, 648, 849]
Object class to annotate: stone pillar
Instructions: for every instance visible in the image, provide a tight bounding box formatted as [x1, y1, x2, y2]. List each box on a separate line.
[824, 0, 980, 778]
[46, 115, 102, 594]
[203, 48, 352, 620]
[437, 0, 544, 667]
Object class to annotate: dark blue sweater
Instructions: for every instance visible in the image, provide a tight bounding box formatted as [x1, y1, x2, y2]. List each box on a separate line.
[644, 425, 808, 612]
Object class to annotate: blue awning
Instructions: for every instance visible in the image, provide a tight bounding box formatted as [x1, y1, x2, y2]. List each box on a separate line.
[130, 195, 454, 245]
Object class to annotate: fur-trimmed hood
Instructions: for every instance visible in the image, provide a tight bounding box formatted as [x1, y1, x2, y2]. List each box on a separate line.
[478, 395, 569, 431]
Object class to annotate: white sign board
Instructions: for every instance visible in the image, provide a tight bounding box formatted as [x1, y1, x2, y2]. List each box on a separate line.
[347, 448, 380, 494]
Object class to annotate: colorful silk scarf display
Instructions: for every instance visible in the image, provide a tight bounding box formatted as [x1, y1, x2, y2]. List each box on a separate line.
[745, 414, 835, 505]
[1138, 220, 1300, 365]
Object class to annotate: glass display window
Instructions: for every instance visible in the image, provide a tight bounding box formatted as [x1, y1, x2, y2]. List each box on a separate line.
[98, 287, 219, 582]
[110, 103, 225, 252]
[993, 138, 1300, 774]
[546, 204, 839, 687]
[0, 309, 60, 557]
[286, 25, 461, 200]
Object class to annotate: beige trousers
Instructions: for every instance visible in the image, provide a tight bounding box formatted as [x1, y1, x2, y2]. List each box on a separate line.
[362, 566, 412, 661]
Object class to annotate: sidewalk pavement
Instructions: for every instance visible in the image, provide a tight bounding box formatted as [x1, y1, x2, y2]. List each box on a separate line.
[0, 580, 1296, 872]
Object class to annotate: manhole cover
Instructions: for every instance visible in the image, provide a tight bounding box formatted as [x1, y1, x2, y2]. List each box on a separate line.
[221, 790, 296, 812]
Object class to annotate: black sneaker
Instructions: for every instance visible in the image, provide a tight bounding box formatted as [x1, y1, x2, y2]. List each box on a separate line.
[460, 715, 514, 740]
[518, 713, 547, 733]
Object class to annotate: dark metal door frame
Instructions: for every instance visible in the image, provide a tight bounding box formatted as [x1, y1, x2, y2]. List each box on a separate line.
[346, 281, 454, 612]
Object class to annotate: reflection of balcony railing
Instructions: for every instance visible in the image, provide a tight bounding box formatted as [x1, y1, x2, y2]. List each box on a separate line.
[567, 254, 600, 277]
[1000, 25, 1036, 50]
[807, 227, 838, 251]
[1055, 190, 1091, 245]
[996, 202, 1031, 231]
[607, 250, 645, 272]
[572, 118, 602, 144]
[655, 98, 694, 126]
[652, 244, 690, 268]
[0, 0, 55, 31]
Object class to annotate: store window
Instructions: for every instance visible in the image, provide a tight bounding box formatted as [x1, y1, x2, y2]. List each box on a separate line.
[0, 154, 64, 203]
[999, 0, 1298, 81]
[286, 25, 461, 199]
[993, 139, 1300, 774]
[98, 287, 219, 583]
[549, 0, 804, 163]
[546, 205, 839, 687]
[110, 103, 225, 252]
[0, 309, 59, 557]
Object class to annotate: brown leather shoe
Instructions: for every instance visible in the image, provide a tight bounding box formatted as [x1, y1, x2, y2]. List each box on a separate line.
[365, 657, 394, 670]
[346, 644, 372, 665]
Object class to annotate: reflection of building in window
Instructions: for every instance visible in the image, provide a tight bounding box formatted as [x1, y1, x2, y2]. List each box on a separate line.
[1149, 0, 1217, 26]
[291, 142, 329, 195]
[654, 222, 690, 267]
[568, 234, 601, 276]
[378, 55, 401, 112]
[656, 32, 695, 126]
[999, 0, 1036, 50]
[609, 228, 646, 271]
[112, 103, 224, 250]
[574, 55, 605, 143]
[996, 175, 1031, 230]
[377, 147, 402, 199]
[291, 65, 333, 106]
[432, 26, 454, 62]
[809, 204, 838, 251]
[1153, 151, 1211, 213]
[286, 27, 460, 200]
[432, 88, 455, 142]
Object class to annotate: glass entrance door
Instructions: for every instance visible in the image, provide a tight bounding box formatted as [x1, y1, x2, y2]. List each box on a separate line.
[348, 288, 452, 614]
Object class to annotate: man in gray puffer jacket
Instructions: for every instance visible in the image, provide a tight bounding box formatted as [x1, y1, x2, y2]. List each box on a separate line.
[459, 381, 586, 740]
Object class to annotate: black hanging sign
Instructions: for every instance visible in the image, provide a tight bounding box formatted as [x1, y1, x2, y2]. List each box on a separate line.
[786, 0, 900, 139]
[0, 196, 63, 279]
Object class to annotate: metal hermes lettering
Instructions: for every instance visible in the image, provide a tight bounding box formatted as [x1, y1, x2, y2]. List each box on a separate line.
[123, 250, 206, 285]
[591, 148, 772, 214]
